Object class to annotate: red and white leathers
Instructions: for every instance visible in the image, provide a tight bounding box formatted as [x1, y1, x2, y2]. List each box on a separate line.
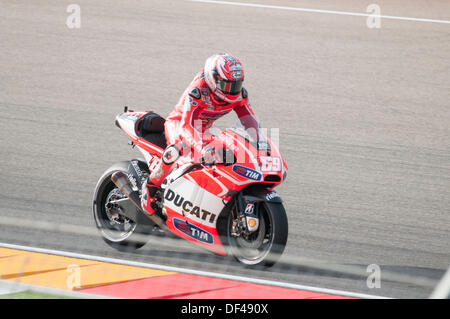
[141, 70, 260, 215]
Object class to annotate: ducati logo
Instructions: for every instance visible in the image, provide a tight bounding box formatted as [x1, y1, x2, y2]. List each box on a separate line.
[164, 189, 217, 223]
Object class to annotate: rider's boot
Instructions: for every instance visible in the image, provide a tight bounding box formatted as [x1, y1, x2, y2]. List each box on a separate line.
[141, 144, 181, 215]
[141, 180, 158, 216]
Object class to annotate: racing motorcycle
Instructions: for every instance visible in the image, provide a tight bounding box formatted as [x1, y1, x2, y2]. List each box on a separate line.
[93, 107, 288, 267]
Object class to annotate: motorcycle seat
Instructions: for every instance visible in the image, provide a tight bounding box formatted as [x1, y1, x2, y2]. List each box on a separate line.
[136, 112, 167, 149]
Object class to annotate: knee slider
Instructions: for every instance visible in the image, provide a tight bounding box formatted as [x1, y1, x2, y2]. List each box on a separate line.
[162, 144, 181, 165]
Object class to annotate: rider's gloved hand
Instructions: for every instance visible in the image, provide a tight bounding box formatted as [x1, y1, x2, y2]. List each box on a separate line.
[200, 146, 219, 165]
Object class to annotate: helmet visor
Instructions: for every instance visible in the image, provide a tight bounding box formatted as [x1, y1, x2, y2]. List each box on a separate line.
[216, 79, 243, 95]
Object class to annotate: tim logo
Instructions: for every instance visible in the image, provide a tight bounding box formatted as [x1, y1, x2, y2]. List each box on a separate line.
[232, 165, 262, 181]
[173, 218, 213, 244]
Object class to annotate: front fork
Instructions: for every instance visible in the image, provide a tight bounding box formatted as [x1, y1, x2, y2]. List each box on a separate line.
[231, 192, 260, 237]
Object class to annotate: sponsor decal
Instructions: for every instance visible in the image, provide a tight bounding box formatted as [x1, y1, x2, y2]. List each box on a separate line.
[173, 218, 213, 244]
[247, 218, 257, 228]
[188, 88, 201, 99]
[127, 173, 138, 191]
[164, 189, 217, 223]
[131, 160, 143, 177]
[201, 95, 213, 110]
[244, 203, 255, 215]
[231, 70, 242, 80]
[265, 191, 280, 201]
[232, 165, 262, 181]
[246, 216, 259, 232]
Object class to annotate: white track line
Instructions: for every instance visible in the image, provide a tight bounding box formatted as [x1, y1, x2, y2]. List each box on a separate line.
[0, 242, 390, 299]
[190, 0, 450, 25]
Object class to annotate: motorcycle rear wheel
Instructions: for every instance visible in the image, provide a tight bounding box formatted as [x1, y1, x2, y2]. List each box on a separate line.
[93, 161, 155, 251]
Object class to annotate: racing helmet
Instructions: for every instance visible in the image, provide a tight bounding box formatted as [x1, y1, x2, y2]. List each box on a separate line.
[204, 53, 245, 103]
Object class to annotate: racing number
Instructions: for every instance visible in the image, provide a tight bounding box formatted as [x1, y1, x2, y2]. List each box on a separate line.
[260, 156, 281, 172]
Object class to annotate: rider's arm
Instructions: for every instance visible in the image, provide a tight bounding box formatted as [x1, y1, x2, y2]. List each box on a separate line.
[234, 88, 261, 141]
[178, 89, 206, 155]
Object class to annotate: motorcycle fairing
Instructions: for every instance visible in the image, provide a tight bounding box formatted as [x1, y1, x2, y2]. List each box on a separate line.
[115, 110, 288, 256]
[162, 170, 228, 255]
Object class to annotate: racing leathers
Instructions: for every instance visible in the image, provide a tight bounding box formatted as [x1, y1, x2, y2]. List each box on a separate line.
[141, 70, 259, 215]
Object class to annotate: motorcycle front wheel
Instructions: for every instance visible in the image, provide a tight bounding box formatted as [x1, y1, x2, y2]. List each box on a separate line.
[225, 201, 288, 267]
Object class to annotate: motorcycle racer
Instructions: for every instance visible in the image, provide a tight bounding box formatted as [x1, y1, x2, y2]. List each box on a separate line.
[141, 53, 261, 216]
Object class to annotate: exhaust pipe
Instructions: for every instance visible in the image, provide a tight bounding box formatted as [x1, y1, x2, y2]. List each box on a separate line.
[111, 171, 167, 230]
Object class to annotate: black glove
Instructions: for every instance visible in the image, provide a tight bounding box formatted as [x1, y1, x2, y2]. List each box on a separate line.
[200, 146, 218, 165]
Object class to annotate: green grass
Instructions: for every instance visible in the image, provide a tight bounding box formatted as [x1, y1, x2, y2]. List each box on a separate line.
[0, 290, 73, 299]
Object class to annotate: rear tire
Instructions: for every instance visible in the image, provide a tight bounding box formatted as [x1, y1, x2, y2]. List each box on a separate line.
[93, 161, 155, 251]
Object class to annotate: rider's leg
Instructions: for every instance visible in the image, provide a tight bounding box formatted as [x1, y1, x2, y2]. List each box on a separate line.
[141, 144, 181, 215]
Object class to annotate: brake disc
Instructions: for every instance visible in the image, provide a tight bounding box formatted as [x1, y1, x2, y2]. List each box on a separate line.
[236, 216, 266, 249]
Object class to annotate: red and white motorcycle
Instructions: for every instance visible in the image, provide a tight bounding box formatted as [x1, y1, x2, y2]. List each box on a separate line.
[93, 107, 288, 267]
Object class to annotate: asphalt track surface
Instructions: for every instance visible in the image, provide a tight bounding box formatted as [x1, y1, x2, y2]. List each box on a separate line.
[1, 0, 449, 298]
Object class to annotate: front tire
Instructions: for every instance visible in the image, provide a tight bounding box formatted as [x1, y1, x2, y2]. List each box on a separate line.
[225, 201, 288, 267]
